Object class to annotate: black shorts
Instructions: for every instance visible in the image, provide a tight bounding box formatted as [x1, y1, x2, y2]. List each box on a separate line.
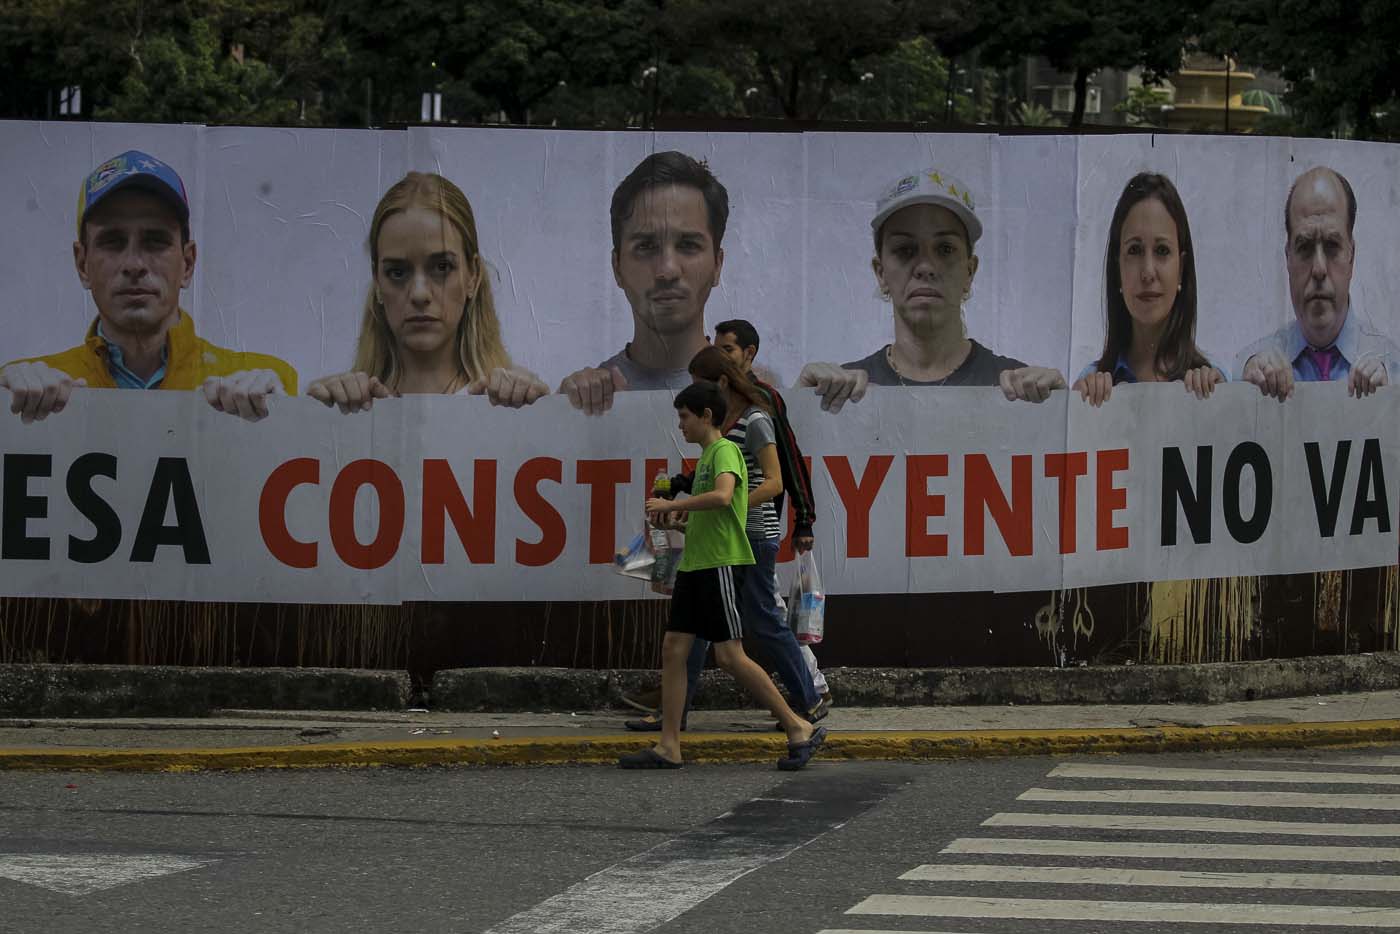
[668, 565, 747, 643]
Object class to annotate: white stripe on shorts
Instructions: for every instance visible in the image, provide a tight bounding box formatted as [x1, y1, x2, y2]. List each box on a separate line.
[719, 567, 743, 640]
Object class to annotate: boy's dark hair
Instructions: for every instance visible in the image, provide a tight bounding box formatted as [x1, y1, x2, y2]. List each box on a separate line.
[610, 151, 729, 256]
[714, 318, 760, 354]
[674, 379, 728, 427]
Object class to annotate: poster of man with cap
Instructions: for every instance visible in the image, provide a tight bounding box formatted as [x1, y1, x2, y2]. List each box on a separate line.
[0, 150, 297, 423]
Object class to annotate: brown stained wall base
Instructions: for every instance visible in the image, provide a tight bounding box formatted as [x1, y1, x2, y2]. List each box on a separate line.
[1, 569, 1396, 675]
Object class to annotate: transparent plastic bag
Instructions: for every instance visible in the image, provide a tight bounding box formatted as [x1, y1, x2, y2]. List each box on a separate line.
[614, 520, 684, 592]
[648, 519, 683, 593]
[786, 549, 825, 644]
[613, 526, 656, 580]
[649, 536, 683, 595]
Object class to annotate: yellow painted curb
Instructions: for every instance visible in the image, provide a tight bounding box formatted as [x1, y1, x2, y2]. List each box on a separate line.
[2, 720, 1398, 772]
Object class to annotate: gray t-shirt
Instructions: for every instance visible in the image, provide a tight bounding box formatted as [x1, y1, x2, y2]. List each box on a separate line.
[597, 346, 692, 391]
[843, 340, 1026, 387]
[725, 406, 781, 541]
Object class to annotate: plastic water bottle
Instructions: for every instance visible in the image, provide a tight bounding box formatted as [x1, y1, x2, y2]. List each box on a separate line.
[794, 567, 825, 644]
[795, 589, 826, 644]
[649, 471, 673, 583]
[652, 471, 672, 499]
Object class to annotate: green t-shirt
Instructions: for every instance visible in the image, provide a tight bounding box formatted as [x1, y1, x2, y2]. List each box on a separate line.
[679, 437, 755, 571]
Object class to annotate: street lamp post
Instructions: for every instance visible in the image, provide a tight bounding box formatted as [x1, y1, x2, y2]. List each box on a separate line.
[641, 63, 659, 128]
[1224, 56, 1232, 134]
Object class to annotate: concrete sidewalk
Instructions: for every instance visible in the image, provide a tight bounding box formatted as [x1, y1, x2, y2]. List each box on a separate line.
[4, 689, 1400, 771]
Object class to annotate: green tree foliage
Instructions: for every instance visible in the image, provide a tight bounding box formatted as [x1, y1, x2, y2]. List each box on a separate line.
[445, 0, 657, 124]
[823, 38, 973, 123]
[666, 0, 931, 119]
[7, 0, 345, 124]
[1115, 84, 1172, 127]
[981, 0, 1197, 127]
[325, 0, 660, 125]
[100, 19, 286, 124]
[0, 0, 63, 117]
[1011, 101, 1062, 127]
[1203, 0, 1400, 140]
[10, 0, 1393, 141]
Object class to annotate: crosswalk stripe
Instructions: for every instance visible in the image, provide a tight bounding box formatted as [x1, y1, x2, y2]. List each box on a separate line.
[985, 811, 1400, 836]
[846, 894, 1400, 926]
[901, 864, 1400, 892]
[1049, 763, 1400, 785]
[1021, 787, 1400, 810]
[1246, 757, 1400, 769]
[0, 854, 216, 896]
[480, 776, 899, 934]
[942, 838, 1400, 862]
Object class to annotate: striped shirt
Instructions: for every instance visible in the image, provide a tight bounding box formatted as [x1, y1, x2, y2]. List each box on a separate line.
[753, 377, 816, 540]
[726, 406, 782, 541]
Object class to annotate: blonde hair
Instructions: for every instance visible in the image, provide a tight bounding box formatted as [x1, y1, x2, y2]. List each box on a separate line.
[354, 172, 511, 393]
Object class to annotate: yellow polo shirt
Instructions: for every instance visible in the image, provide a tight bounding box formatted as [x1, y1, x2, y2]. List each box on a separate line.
[5, 311, 297, 393]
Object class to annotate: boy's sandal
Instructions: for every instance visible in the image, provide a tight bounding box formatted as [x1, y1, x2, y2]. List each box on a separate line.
[618, 747, 684, 770]
[777, 725, 828, 771]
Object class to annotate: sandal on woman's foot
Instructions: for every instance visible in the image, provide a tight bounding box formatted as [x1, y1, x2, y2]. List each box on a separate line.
[777, 726, 828, 771]
[618, 747, 683, 769]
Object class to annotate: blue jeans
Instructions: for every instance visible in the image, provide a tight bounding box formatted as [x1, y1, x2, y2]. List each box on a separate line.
[683, 539, 820, 714]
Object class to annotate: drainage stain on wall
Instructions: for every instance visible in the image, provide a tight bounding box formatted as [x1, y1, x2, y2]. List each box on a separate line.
[1146, 577, 1259, 664]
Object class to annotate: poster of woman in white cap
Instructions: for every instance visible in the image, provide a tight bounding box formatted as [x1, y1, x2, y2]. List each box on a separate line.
[795, 165, 1071, 410]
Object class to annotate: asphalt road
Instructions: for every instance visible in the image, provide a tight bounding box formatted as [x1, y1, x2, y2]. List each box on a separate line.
[5, 746, 1400, 933]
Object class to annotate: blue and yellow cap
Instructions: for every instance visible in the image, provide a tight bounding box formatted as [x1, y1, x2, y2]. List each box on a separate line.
[76, 150, 189, 239]
[871, 168, 981, 244]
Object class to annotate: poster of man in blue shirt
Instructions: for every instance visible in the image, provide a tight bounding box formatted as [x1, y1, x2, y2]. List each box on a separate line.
[1234, 166, 1398, 400]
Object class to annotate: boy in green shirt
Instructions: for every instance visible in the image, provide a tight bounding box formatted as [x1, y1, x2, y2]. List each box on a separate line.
[619, 380, 828, 770]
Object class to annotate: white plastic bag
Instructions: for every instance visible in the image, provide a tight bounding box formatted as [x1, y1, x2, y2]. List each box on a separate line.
[614, 521, 684, 592]
[786, 550, 825, 644]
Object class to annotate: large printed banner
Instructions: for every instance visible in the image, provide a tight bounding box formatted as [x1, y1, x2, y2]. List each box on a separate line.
[0, 385, 1392, 603]
[2, 121, 1400, 602]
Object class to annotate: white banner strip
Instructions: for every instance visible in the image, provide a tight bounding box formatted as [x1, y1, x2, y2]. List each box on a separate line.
[0, 382, 1394, 603]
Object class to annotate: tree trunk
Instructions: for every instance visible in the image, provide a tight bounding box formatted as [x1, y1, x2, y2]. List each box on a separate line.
[812, 71, 837, 119]
[1070, 66, 1090, 128]
[758, 61, 787, 117]
[1354, 92, 1376, 140]
[786, 62, 803, 119]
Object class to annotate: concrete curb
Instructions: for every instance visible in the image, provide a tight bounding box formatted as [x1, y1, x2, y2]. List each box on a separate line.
[4, 652, 1399, 718]
[429, 653, 1400, 711]
[5, 719, 1399, 772]
[0, 665, 411, 718]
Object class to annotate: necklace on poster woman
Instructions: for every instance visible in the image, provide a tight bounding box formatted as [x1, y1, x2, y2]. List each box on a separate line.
[886, 342, 968, 387]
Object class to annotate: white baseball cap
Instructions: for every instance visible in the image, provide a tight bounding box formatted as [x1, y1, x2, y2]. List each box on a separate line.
[871, 168, 982, 245]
